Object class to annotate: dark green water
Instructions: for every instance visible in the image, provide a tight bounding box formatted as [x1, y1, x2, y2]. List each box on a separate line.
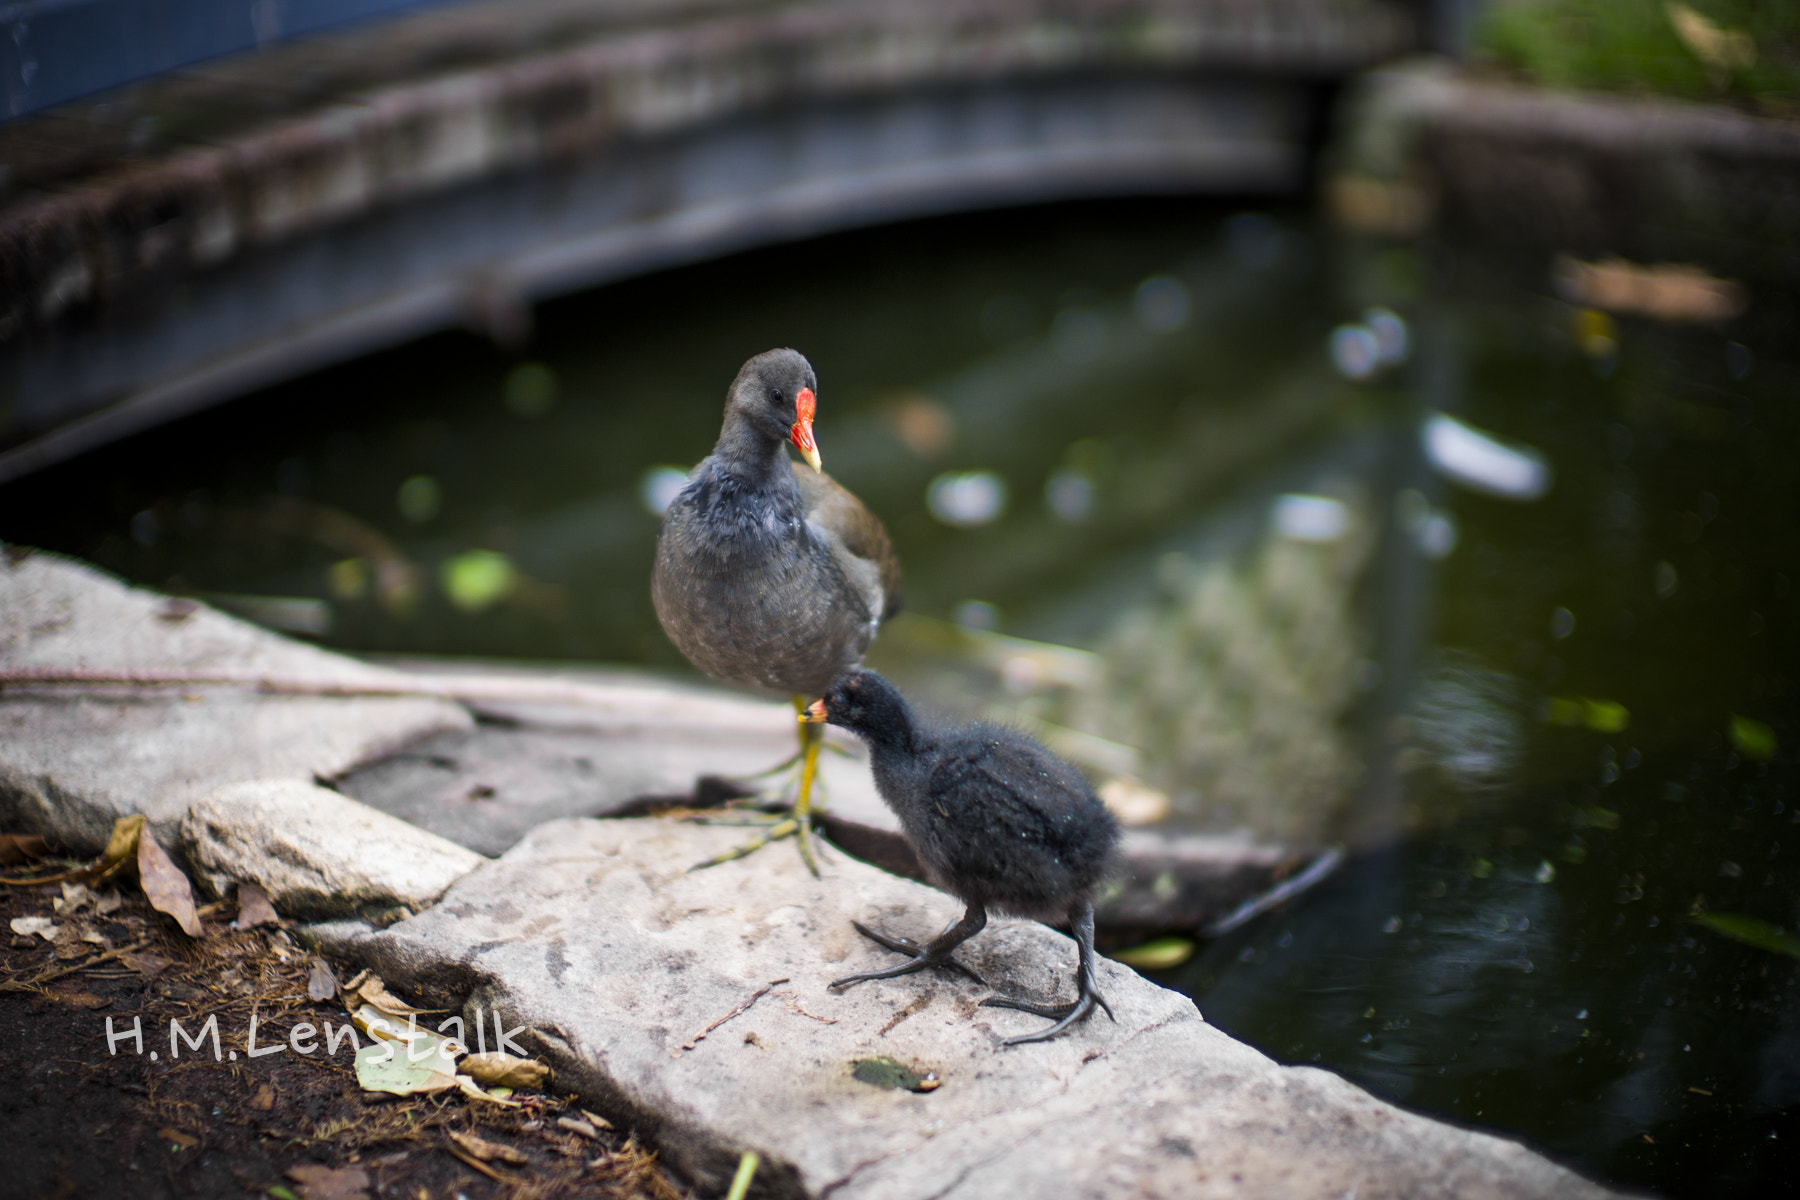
[2, 198, 1795, 1197]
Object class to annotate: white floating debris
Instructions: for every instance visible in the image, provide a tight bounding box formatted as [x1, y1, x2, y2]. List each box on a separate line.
[1329, 324, 1381, 380]
[1272, 494, 1349, 542]
[928, 470, 1008, 527]
[1422, 414, 1552, 501]
[1044, 469, 1095, 522]
[1364, 307, 1410, 365]
[640, 466, 691, 516]
[1134, 276, 1190, 333]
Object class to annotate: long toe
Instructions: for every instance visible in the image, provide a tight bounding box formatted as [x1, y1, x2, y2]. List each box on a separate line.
[850, 921, 926, 957]
[984, 990, 1108, 1046]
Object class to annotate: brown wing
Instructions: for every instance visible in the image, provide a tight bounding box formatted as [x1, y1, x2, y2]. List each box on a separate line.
[791, 461, 903, 621]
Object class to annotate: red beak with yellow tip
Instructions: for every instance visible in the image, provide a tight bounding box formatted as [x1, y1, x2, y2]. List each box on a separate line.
[800, 698, 828, 723]
[790, 387, 822, 473]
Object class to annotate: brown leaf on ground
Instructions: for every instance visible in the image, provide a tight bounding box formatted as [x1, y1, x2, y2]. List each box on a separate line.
[51, 989, 111, 1009]
[460, 1051, 550, 1090]
[136, 828, 202, 937]
[156, 1127, 199, 1149]
[0, 835, 49, 866]
[307, 958, 339, 1002]
[92, 815, 145, 883]
[447, 1130, 528, 1165]
[233, 881, 280, 930]
[120, 949, 170, 977]
[286, 1162, 372, 1200]
[342, 972, 434, 1018]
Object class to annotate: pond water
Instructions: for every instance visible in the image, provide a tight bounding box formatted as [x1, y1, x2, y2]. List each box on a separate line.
[2, 198, 1794, 1197]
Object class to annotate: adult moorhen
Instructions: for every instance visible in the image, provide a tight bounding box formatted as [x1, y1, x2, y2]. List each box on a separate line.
[653, 349, 901, 874]
[806, 670, 1121, 1045]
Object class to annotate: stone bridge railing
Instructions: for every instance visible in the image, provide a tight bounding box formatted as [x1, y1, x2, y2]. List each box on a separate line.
[0, 0, 1419, 481]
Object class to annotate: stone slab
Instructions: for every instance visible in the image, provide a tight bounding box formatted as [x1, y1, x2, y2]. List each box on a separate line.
[316, 817, 1619, 1200]
[336, 661, 1314, 934]
[0, 549, 472, 854]
[183, 779, 486, 920]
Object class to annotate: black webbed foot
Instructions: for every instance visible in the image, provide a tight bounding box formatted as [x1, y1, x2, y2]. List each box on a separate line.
[829, 907, 988, 990]
[981, 988, 1114, 1045]
[982, 900, 1113, 1046]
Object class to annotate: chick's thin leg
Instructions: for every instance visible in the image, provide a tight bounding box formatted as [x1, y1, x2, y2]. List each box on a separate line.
[831, 905, 988, 989]
[982, 901, 1114, 1045]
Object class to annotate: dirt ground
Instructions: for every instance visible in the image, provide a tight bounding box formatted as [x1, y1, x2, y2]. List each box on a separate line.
[1, 872, 692, 1200]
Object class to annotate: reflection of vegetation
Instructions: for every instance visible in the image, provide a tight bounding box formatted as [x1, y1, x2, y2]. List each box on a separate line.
[1692, 912, 1800, 959]
[1479, 0, 1800, 106]
[1064, 492, 1376, 841]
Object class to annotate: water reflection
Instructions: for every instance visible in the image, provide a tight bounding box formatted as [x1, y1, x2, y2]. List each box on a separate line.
[1, 198, 1795, 1195]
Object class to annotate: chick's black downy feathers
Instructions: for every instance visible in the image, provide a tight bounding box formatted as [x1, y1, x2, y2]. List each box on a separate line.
[816, 670, 1120, 1045]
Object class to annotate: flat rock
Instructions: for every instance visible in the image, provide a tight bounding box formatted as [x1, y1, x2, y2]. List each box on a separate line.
[338, 659, 1315, 933]
[318, 817, 1616, 1200]
[183, 779, 486, 920]
[0, 550, 471, 853]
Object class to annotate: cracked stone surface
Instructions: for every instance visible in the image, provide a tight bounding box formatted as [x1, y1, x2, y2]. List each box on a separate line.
[0, 550, 471, 853]
[183, 779, 485, 920]
[317, 817, 1617, 1200]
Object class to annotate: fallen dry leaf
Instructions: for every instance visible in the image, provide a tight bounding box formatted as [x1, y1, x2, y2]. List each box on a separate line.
[285, 1163, 372, 1200]
[120, 949, 171, 977]
[460, 1051, 550, 1090]
[136, 826, 202, 937]
[233, 880, 280, 930]
[52, 990, 111, 1009]
[448, 1130, 528, 1165]
[54, 881, 95, 914]
[557, 1116, 600, 1140]
[342, 972, 433, 1018]
[307, 958, 339, 1002]
[91, 815, 145, 884]
[9, 916, 55, 940]
[0, 834, 49, 866]
[157, 1127, 199, 1150]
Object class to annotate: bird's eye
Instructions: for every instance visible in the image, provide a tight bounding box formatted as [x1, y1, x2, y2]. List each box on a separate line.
[768, 387, 784, 405]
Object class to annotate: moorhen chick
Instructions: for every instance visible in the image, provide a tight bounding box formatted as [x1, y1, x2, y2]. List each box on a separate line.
[653, 349, 901, 874]
[806, 670, 1121, 1045]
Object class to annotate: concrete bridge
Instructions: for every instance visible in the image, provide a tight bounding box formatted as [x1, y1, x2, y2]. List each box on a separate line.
[0, 0, 1423, 482]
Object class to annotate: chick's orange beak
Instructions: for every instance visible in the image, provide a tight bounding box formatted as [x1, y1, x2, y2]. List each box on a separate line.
[800, 698, 828, 723]
[790, 387, 822, 473]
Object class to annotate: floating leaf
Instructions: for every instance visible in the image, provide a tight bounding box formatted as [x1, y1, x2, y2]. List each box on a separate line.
[461, 1051, 550, 1090]
[1692, 913, 1800, 959]
[1110, 937, 1196, 970]
[1545, 696, 1630, 733]
[1728, 714, 1777, 760]
[137, 826, 201, 937]
[441, 549, 518, 613]
[851, 1057, 941, 1092]
[232, 881, 280, 930]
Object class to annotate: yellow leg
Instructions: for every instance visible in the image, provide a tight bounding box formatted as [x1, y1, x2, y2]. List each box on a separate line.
[687, 695, 826, 876]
